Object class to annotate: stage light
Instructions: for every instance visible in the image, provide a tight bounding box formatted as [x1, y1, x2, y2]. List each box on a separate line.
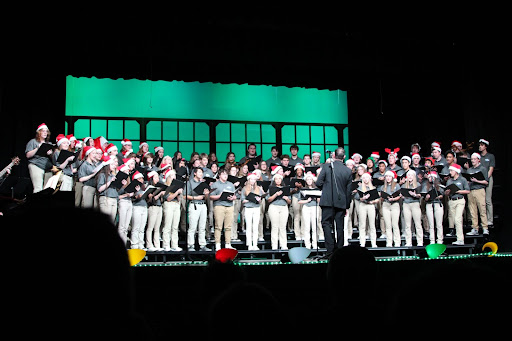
[482, 242, 498, 256]
[288, 247, 311, 264]
[128, 249, 146, 266]
[425, 243, 446, 259]
[215, 248, 238, 263]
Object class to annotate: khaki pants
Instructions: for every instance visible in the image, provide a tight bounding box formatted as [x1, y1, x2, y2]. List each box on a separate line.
[258, 198, 266, 239]
[358, 201, 377, 247]
[448, 198, 465, 242]
[403, 201, 423, 246]
[59, 174, 74, 192]
[74, 179, 83, 207]
[131, 205, 148, 249]
[162, 201, 181, 249]
[214, 205, 234, 245]
[98, 196, 118, 225]
[468, 188, 488, 231]
[118, 199, 133, 246]
[268, 204, 289, 250]
[146, 206, 163, 249]
[244, 206, 260, 248]
[425, 202, 444, 243]
[382, 201, 401, 247]
[485, 176, 493, 224]
[232, 199, 241, 239]
[302, 205, 320, 249]
[291, 196, 304, 240]
[28, 163, 51, 193]
[187, 203, 207, 247]
[81, 185, 97, 209]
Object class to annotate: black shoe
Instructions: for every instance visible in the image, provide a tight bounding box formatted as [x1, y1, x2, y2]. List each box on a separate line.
[446, 228, 456, 237]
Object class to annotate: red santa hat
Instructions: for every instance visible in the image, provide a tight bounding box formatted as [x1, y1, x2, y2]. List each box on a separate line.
[117, 164, 130, 173]
[471, 152, 481, 159]
[164, 168, 175, 179]
[122, 149, 133, 157]
[139, 141, 148, 149]
[160, 162, 171, 171]
[449, 163, 461, 173]
[105, 143, 118, 154]
[294, 163, 305, 171]
[479, 138, 489, 146]
[66, 134, 77, 142]
[428, 171, 438, 178]
[247, 172, 259, 180]
[147, 170, 158, 180]
[411, 153, 421, 160]
[384, 170, 397, 181]
[312, 151, 321, 157]
[121, 138, 132, 146]
[351, 153, 363, 160]
[370, 151, 380, 158]
[432, 146, 442, 153]
[345, 159, 356, 166]
[451, 140, 463, 147]
[93, 137, 106, 155]
[101, 154, 115, 165]
[361, 172, 372, 181]
[304, 171, 317, 181]
[82, 146, 95, 159]
[154, 146, 164, 153]
[271, 165, 283, 175]
[378, 160, 388, 167]
[55, 134, 69, 147]
[36, 123, 48, 131]
[431, 141, 441, 148]
[132, 171, 143, 180]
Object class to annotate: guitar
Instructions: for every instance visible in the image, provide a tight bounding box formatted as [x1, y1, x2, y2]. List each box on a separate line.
[0, 156, 20, 178]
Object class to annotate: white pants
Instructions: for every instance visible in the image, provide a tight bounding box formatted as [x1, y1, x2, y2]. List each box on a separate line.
[28, 163, 51, 193]
[302, 205, 320, 249]
[382, 201, 401, 247]
[131, 206, 148, 249]
[118, 199, 133, 246]
[403, 201, 423, 246]
[268, 204, 289, 250]
[162, 201, 181, 249]
[358, 201, 377, 247]
[81, 185, 97, 210]
[146, 206, 163, 249]
[187, 203, 207, 247]
[244, 207, 261, 248]
[425, 202, 444, 244]
[59, 174, 74, 191]
[98, 196, 118, 225]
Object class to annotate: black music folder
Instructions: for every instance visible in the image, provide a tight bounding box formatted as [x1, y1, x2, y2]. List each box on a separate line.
[269, 185, 290, 199]
[357, 188, 380, 201]
[372, 176, 384, 187]
[218, 189, 236, 201]
[257, 180, 271, 193]
[56, 149, 78, 164]
[151, 182, 168, 196]
[228, 175, 246, 189]
[245, 155, 262, 172]
[461, 170, 485, 181]
[456, 156, 470, 167]
[380, 189, 401, 199]
[165, 179, 185, 195]
[350, 180, 361, 192]
[246, 192, 262, 204]
[441, 183, 461, 194]
[36, 143, 55, 157]
[111, 171, 129, 189]
[290, 178, 305, 188]
[193, 181, 210, 195]
[400, 187, 419, 198]
[124, 180, 141, 193]
[305, 166, 320, 174]
[140, 185, 157, 200]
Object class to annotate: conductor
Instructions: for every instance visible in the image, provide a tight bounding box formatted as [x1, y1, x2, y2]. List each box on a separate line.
[315, 147, 353, 257]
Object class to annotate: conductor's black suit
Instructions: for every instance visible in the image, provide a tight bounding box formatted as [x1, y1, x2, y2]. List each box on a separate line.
[315, 159, 353, 254]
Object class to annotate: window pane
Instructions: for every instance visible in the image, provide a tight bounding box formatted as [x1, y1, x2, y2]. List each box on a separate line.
[296, 125, 310, 144]
[231, 123, 245, 142]
[106, 120, 122, 140]
[297, 144, 310, 158]
[231, 143, 246, 162]
[311, 125, 324, 144]
[216, 123, 230, 142]
[282, 144, 292, 157]
[195, 122, 210, 141]
[74, 119, 90, 139]
[125, 120, 140, 140]
[246, 124, 261, 143]
[179, 142, 194, 161]
[325, 126, 338, 144]
[163, 142, 178, 158]
[261, 124, 276, 143]
[261, 144, 275, 163]
[91, 119, 107, 138]
[343, 127, 349, 145]
[163, 121, 178, 141]
[147, 121, 162, 140]
[179, 122, 194, 141]
[282, 125, 295, 144]
[216, 143, 231, 165]
[194, 142, 210, 155]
